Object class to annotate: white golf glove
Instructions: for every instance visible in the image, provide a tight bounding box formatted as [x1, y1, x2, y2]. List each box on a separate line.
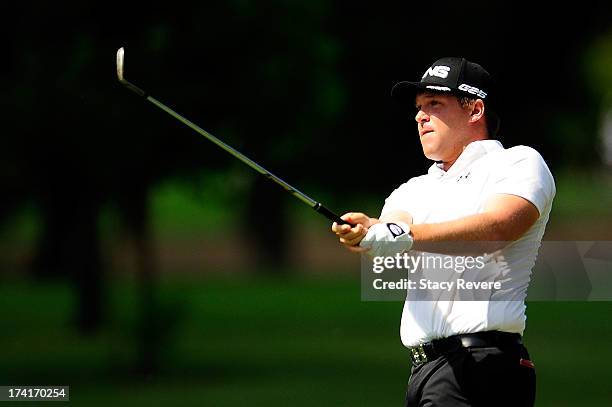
[359, 222, 414, 258]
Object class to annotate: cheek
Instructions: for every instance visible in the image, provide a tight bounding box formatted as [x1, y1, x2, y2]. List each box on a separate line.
[432, 116, 451, 133]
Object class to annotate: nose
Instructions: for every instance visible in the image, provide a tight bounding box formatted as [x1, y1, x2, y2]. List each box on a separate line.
[415, 109, 429, 124]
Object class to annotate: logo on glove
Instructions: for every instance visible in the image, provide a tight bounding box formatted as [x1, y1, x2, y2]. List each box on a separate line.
[386, 223, 406, 238]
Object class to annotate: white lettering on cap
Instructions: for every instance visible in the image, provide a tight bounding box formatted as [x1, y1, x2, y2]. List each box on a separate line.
[422, 65, 450, 79]
[426, 86, 451, 92]
[458, 83, 487, 98]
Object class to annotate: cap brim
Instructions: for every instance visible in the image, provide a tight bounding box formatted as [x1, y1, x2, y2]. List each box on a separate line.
[391, 81, 454, 104]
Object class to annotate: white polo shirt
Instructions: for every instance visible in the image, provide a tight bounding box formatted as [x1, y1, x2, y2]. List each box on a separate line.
[380, 139, 555, 347]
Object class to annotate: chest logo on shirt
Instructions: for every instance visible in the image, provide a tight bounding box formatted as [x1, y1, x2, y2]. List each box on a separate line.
[456, 171, 472, 183]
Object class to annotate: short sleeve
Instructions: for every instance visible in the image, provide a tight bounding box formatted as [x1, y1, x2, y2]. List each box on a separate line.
[380, 179, 418, 217]
[490, 147, 556, 215]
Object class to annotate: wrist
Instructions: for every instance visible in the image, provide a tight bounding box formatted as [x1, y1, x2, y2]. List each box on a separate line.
[359, 221, 414, 257]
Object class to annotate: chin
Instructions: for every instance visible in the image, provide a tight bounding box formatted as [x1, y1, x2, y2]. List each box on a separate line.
[421, 144, 441, 161]
[424, 153, 442, 161]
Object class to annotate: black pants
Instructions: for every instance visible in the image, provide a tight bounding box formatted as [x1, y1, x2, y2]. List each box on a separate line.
[405, 344, 536, 407]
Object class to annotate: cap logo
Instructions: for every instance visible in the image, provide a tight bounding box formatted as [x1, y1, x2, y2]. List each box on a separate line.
[458, 83, 487, 98]
[426, 86, 451, 92]
[422, 65, 450, 79]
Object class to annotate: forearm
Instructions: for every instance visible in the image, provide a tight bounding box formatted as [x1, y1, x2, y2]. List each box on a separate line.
[410, 213, 509, 254]
[379, 195, 538, 255]
[334, 196, 537, 256]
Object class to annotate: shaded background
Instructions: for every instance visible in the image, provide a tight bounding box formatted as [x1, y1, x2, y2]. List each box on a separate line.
[2, 1, 612, 406]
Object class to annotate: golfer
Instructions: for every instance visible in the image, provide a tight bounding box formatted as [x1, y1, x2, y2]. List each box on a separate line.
[331, 57, 555, 407]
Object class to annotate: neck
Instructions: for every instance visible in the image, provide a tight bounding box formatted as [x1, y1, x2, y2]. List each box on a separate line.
[440, 158, 457, 171]
[439, 136, 488, 171]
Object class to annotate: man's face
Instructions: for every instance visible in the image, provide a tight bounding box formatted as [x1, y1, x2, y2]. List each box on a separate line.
[414, 92, 472, 163]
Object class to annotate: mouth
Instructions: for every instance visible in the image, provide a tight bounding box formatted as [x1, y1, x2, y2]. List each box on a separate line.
[419, 129, 434, 137]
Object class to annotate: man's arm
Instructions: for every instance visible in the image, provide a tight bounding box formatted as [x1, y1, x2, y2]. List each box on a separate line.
[332, 194, 539, 254]
[410, 194, 540, 253]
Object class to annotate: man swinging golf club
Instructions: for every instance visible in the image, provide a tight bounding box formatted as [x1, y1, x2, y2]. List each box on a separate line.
[332, 57, 555, 407]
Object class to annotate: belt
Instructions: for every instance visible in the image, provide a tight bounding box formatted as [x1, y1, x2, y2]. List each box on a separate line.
[408, 331, 523, 366]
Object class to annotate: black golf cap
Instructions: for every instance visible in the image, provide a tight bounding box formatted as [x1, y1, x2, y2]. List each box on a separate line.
[391, 57, 493, 103]
[392, 57, 500, 136]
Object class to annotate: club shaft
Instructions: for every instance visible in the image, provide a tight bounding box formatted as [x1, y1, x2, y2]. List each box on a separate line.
[120, 79, 349, 225]
[147, 96, 317, 204]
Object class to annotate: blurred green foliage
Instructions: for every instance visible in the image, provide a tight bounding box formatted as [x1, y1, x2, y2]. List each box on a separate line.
[549, 171, 612, 218]
[1, 277, 611, 406]
[584, 28, 612, 105]
[1, 171, 610, 258]
[2, 3, 612, 405]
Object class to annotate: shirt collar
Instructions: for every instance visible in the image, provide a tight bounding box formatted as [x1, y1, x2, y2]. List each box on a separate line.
[427, 139, 504, 177]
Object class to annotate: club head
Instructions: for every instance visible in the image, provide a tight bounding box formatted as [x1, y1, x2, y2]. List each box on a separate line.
[116, 47, 125, 82]
[115, 46, 147, 98]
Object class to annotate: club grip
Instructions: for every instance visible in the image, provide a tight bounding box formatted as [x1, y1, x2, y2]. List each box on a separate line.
[314, 203, 354, 226]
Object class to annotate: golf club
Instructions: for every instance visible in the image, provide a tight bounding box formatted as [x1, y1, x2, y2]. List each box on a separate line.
[116, 47, 352, 226]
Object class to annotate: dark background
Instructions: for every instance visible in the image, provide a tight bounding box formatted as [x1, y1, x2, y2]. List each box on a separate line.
[1, 1, 612, 406]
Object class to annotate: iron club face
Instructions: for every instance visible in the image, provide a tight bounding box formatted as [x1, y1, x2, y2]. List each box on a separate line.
[116, 47, 125, 82]
[115, 47, 147, 97]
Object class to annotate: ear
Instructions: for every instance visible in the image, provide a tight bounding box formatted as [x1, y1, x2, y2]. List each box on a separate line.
[469, 99, 485, 123]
